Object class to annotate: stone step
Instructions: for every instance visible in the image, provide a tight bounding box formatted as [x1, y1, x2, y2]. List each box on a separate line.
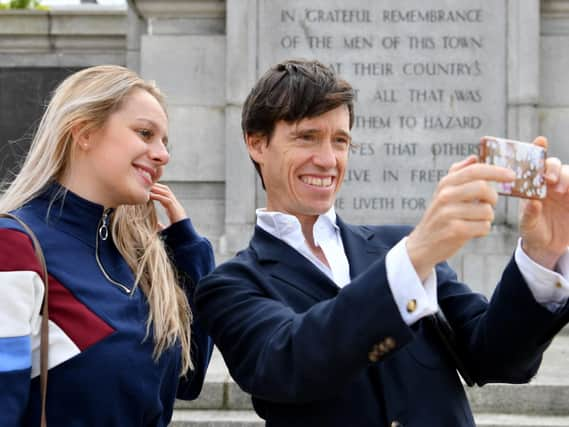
[176, 335, 569, 416]
[475, 413, 569, 427]
[171, 411, 569, 427]
[171, 410, 263, 427]
[467, 334, 569, 415]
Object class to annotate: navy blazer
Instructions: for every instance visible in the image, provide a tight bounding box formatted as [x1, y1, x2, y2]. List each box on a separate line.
[195, 219, 569, 427]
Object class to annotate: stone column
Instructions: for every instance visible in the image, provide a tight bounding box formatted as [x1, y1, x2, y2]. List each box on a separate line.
[219, 0, 258, 256]
[539, 0, 569, 160]
[133, 0, 227, 253]
[505, 0, 541, 226]
[459, 0, 541, 295]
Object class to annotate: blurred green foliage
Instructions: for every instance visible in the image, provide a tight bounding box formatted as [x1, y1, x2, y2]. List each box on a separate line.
[0, 0, 49, 10]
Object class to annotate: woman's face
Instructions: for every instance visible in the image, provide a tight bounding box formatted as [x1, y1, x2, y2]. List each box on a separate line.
[73, 88, 170, 208]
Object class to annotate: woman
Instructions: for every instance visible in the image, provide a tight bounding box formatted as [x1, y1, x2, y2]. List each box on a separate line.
[0, 65, 214, 426]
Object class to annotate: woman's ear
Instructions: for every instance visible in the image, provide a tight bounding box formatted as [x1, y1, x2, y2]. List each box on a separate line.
[245, 133, 267, 165]
[71, 123, 91, 151]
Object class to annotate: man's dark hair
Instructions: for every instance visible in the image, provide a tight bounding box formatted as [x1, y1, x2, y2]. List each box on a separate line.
[241, 59, 355, 187]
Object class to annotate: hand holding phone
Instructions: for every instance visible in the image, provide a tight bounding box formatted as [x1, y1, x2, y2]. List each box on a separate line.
[479, 136, 547, 199]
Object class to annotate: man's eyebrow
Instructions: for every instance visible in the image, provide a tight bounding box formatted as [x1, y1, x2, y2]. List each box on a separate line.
[290, 128, 320, 136]
[336, 130, 352, 140]
[135, 118, 169, 144]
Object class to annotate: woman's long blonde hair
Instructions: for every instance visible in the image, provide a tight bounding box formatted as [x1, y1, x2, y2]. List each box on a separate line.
[0, 65, 192, 374]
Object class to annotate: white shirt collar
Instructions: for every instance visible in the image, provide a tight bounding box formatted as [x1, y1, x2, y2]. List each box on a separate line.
[256, 207, 351, 287]
[256, 207, 339, 245]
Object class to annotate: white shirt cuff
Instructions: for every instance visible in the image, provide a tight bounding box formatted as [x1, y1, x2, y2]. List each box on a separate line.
[515, 238, 569, 310]
[385, 237, 439, 325]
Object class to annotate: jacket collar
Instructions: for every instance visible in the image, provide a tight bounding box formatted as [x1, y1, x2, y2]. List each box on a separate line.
[250, 214, 390, 301]
[21, 182, 110, 248]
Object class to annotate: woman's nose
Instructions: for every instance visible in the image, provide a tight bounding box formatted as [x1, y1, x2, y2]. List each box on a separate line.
[150, 141, 170, 165]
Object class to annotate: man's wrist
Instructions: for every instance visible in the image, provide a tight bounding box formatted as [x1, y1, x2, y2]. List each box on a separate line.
[521, 240, 559, 271]
[405, 236, 434, 282]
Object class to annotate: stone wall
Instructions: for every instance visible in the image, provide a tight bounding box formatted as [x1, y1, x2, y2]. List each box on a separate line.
[1, 1, 568, 297]
[132, 0, 227, 249]
[540, 1, 569, 161]
[132, 0, 558, 297]
[0, 6, 127, 184]
[0, 7, 126, 66]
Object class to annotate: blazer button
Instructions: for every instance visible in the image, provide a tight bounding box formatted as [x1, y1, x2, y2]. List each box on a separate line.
[406, 299, 417, 313]
[384, 337, 396, 349]
[390, 421, 402, 427]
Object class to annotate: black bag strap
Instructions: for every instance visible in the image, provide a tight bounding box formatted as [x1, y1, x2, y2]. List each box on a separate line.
[0, 213, 49, 426]
[425, 311, 476, 387]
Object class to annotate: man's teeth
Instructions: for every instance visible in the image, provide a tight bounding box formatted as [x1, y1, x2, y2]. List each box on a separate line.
[301, 176, 332, 187]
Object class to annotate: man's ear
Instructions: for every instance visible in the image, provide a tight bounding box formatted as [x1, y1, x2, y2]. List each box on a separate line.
[245, 133, 267, 165]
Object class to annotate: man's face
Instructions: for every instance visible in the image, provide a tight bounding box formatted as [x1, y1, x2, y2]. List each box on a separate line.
[248, 105, 351, 219]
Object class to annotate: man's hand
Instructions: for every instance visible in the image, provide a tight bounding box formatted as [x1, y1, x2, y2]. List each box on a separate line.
[150, 183, 188, 229]
[520, 137, 569, 270]
[406, 156, 515, 281]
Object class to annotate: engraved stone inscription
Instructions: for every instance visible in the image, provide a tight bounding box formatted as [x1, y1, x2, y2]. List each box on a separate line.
[259, 0, 506, 224]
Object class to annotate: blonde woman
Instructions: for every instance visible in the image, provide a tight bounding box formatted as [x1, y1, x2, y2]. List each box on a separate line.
[0, 65, 214, 426]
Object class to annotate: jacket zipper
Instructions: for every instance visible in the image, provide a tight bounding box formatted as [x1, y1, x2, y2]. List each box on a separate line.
[95, 209, 134, 295]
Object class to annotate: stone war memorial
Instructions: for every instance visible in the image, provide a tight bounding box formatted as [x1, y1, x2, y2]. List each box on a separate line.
[1, 0, 569, 425]
[259, 3, 504, 227]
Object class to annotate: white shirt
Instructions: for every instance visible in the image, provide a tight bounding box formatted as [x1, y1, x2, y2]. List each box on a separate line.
[256, 207, 569, 325]
[256, 208, 350, 287]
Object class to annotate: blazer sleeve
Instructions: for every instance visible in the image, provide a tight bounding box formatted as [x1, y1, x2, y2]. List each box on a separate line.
[436, 258, 569, 385]
[160, 218, 215, 400]
[0, 226, 45, 426]
[195, 252, 416, 403]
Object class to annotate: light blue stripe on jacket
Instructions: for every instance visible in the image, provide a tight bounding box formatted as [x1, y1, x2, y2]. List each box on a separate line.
[0, 336, 31, 372]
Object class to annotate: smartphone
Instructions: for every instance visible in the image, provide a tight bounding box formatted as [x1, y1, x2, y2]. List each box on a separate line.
[479, 136, 547, 199]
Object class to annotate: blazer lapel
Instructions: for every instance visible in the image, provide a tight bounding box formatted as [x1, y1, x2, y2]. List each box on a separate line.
[250, 227, 340, 301]
[336, 216, 390, 279]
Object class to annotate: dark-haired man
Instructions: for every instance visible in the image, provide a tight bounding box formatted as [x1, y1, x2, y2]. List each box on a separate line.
[195, 59, 569, 426]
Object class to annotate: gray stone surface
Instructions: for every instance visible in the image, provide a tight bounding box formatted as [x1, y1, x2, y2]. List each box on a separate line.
[462, 253, 512, 297]
[162, 105, 225, 181]
[140, 35, 226, 107]
[158, 182, 224, 247]
[257, 0, 507, 225]
[135, 0, 225, 19]
[0, 9, 126, 37]
[540, 36, 569, 106]
[225, 0, 257, 105]
[219, 105, 256, 254]
[171, 410, 263, 427]
[508, 0, 540, 105]
[126, 6, 145, 70]
[219, 0, 259, 255]
[0, 8, 127, 66]
[539, 108, 569, 161]
[149, 17, 225, 35]
[474, 414, 569, 427]
[541, 5, 569, 36]
[0, 52, 126, 67]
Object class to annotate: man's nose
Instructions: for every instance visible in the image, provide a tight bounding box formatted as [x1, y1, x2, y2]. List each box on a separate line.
[313, 140, 337, 168]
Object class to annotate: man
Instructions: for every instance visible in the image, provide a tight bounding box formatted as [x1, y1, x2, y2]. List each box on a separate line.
[195, 59, 569, 426]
